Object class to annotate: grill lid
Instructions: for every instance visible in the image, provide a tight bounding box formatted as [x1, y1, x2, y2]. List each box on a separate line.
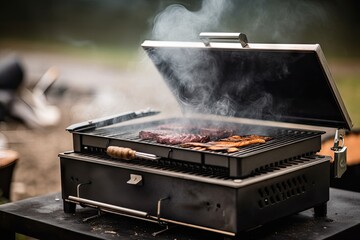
[142, 33, 352, 130]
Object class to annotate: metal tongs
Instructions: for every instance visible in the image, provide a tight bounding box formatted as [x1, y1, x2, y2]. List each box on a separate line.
[331, 129, 347, 178]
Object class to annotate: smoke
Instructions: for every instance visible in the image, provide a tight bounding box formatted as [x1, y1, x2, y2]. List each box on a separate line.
[152, 0, 328, 43]
[146, 0, 330, 128]
[148, 0, 235, 120]
[152, 0, 232, 41]
[231, 0, 329, 42]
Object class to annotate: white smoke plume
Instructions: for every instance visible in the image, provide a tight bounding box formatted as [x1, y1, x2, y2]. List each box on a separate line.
[144, 0, 330, 130]
[152, 0, 232, 41]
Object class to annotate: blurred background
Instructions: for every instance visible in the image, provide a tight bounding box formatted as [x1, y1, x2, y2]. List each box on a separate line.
[0, 0, 359, 204]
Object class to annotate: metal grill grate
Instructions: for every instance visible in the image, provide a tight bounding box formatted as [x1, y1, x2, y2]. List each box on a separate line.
[86, 126, 322, 158]
[81, 148, 231, 179]
[75, 119, 325, 178]
[80, 143, 320, 180]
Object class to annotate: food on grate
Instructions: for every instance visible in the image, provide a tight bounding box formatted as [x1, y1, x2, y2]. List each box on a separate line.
[221, 135, 272, 142]
[199, 128, 234, 140]
[140, 126, 235, 142]
[208, 138, 266, 148]
[156, 134, 210, 145]
[180, 135, 271, 153]
[227, 147, 240, 153]
[139, 127, 272, 151]
[139, 129, 173, 140]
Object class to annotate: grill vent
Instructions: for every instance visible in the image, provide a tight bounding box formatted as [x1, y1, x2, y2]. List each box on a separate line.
[257, 174, 308, 209]
[80, 145, 318, 180]
[80, 147, 231, 179]
[251, 152, 316, 176]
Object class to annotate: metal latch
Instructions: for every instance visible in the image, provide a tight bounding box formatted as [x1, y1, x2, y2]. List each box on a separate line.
[127, 174, 143, 185]
[331, 129, 347, 178]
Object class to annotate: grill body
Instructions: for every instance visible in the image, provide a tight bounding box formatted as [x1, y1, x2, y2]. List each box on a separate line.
[59, 37, 352, 235]
[60, 152, 329, 235]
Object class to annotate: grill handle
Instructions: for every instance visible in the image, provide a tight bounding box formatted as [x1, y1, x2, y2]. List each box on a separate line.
[68, 196, 149, 218]
[106, 146, 160, 160]
[67, 195, 236, 236]
[199, 32, 248, 47]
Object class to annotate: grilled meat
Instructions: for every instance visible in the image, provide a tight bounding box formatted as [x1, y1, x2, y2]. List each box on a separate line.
[221, 135, 272, 142]
[208, 138, 266, 148]
[199, 128, 234, 139]
[139, 127, 272, 151]
[180, 135, 271, 153]
[156, 134, 210, 145]
[139, 129, 173, 140]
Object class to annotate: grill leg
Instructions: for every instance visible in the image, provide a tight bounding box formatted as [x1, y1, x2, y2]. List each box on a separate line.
[314, 202, 327, 217]
[63, 200, 76, 213]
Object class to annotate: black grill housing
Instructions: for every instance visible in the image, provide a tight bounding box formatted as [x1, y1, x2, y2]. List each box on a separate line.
[59, 153, 330, 234]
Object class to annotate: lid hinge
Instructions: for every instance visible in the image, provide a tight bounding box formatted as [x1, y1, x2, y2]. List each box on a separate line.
[331, 129, 347, 178]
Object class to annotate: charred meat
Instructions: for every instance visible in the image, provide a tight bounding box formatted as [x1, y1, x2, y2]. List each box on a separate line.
[180, 135, 272, 153]
[199, 128, 234, 140]
[139, 129, 173, 140]
[139, 127, 272, 153]
[156, 134, 210, 145]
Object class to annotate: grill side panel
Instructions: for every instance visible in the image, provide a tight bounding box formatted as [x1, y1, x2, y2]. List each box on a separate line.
[60, 153, 330, 234]
[236, 159, 329, 230]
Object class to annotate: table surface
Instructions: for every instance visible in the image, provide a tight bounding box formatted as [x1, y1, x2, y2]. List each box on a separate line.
[0, 188, 359, 240]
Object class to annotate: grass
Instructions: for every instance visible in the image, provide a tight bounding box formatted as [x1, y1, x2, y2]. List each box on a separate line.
[330, 59, 360, 129]
[0, 38, 138, 69]
[334, 76, 360, 129]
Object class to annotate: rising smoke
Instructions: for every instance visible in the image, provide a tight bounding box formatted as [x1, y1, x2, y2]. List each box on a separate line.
[147, 0, 330, 128]
[152, 0, 232, 41]
[149, 0, 277, 122]
[150, 0, 236, 119]
[235, 0, 328, 42]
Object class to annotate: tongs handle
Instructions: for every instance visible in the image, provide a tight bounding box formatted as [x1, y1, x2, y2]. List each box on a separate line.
[199, 32, 248, 47]
[106, 146, 160, 161]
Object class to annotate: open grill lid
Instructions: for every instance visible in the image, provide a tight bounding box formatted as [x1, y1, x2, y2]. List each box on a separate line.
[142, 32, 352, 130]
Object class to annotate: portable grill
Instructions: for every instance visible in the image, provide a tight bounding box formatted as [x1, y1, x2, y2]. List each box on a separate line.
[60, 32, 352, 236]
